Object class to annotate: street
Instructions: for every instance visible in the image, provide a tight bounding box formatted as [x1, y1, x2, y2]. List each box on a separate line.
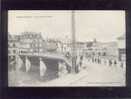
[39, 61, 125, 87]
[9, 59, 125, 87]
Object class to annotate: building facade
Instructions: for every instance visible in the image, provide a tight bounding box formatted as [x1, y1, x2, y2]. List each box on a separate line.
[117, 34, 126, 62]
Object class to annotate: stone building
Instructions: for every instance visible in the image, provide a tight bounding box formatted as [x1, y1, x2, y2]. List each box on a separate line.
[18, 32, 46, 55]
[117, 34, 126, 63]
[83, 39, 119, 63]
[8, 34, 20, 70]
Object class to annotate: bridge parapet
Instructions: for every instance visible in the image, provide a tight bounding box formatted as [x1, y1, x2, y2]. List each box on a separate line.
[18, 52, 72, 67]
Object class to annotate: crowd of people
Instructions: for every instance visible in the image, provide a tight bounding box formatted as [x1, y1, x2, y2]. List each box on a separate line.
[58, 51, 126, 76]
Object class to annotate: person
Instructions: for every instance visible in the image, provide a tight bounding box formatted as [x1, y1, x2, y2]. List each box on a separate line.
[121, 61, 123, 68]
[65, 52, 71, 59]
[98, 58, 100, 64]
[65, 62, 71, 73]
[114, 60, 117, 66]
[80, 55, 83, 67]
[109, 60, 112, 66]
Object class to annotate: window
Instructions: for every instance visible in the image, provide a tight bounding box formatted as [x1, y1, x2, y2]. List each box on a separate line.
[13, 50, 16, 53]
[13, 43, 15, 47]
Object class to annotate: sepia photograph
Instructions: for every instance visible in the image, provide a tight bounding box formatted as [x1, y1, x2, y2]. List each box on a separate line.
[8, 10, 126, 87]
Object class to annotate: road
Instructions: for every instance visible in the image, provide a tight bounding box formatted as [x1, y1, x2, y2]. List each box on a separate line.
[70, 62, 125, 86]
[8, 60, 125, 87]
[38, 62, 125, 87]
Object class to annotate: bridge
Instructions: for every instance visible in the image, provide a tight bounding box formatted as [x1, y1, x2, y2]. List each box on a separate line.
[8, 52, 72, 80]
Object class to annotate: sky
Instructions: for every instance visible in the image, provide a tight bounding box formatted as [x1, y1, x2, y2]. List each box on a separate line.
[8, 10, 125, 42]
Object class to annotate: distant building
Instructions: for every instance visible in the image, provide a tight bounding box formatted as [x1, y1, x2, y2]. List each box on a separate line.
[76, 42, 87, 56]
[93, 41, 118, 57]
[83, 39, 119, 60]
[46, 39, 58, 52]
[18, 32, 46, 54]
[117, 34, 126, 61]
[8, 34, 20, 56]
[8, 34, 20, 70]
[8, 32, 61, 56]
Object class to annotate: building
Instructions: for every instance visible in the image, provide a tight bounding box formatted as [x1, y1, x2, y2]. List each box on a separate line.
[46, 39, 59, 52]
[8, 34, 20, 70]
[8, 34, 20, 55]
[117, 34, 126, 62]
[18, 32, 47, 55]
[83, 39, 119, 61]
[8, 32, 62, 56]
[75, 42, 87, 56]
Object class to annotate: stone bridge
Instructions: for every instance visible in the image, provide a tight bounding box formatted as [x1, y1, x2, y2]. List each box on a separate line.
[8, 52, 72, 80]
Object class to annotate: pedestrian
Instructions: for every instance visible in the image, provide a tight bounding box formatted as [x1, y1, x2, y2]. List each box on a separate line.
[95, 58, 96, 63]
[109, 60, 112, 66]
[104, 59, 106, 65]
[80, 55, 83, 67]
[66, 63, 71, 73]
[114, 60, 117, 66]
[121, 61, 123, 68]
[99, 58, 101, 64]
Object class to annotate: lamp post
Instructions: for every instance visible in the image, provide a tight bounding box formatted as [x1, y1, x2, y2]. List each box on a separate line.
[71, 10, 77, 73]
